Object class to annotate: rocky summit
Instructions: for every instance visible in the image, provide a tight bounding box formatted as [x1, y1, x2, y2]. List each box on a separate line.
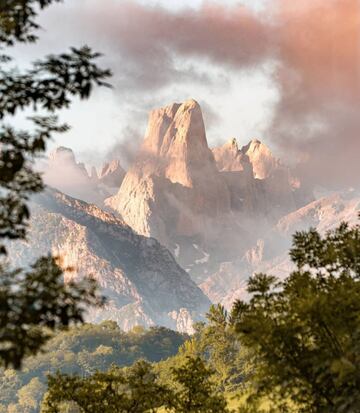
[106, 99, 231, 243]
[97, 160, 126, 189]
[44, 148, 126, 205]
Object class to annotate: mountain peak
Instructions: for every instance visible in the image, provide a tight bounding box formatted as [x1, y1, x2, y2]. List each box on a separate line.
[140, 99, 214, 187]
[224, 137, 239, 150]
[241, 139, 278, 179]
[212, 138, 249, 172]
[99, 160, 125, 189]
[106, 100, 231, 240]
[242, 138, 267, 153]
[49, 146, 76, 163]
[183, 97, 199, 107]
[100, 160, 122, 178]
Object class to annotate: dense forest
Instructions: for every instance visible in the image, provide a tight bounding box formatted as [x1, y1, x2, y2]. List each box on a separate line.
[0, 324, 187, 412]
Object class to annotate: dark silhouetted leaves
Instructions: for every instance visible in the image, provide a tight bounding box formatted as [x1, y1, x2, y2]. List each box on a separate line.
[0, 0, 111, 369]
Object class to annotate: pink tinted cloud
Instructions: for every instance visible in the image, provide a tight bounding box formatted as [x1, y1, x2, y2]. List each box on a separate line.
[52, 0, 360, 188]
[271, 0, 360, 187]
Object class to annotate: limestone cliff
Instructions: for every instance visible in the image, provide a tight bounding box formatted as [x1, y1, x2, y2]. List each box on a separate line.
[212, 137, 312, 218]
[9, 189, 210, 333]
[106, 101, 313, 284]
[106, 99, 231, 247]
[98, 160, 126, 189]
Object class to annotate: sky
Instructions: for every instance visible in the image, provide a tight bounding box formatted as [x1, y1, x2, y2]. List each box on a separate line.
[9, 0, 360, 188]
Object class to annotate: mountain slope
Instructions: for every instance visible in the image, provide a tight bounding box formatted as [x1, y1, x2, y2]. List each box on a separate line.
[201, 191, 360, 307]
[9, 189, 210, 333]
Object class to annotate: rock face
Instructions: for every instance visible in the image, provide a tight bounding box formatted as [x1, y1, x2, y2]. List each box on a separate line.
[44, 147, 110, 206]
[212, 138, 252, 173]
[9, 189, 210, 333]
[105, 100, 314, 283]
[241, 139, 279, 179]
[212, 138, 312, 219]
[106, 99, 231, 245]
[201, 191, 360, 308]
[212, 137, 281, 179]
[98, 160, 126, 189]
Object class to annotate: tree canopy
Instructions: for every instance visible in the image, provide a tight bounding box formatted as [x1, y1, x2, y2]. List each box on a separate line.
[231, 221, 360, 412]
[42, 355, 230, 413]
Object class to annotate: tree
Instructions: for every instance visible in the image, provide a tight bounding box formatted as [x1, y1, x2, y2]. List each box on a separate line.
[42, 360, 172, 413]
[169, 356, 231, 413]
[202, 304, 247, 392]
[231, 222, 360, 413]
[158, 305, 250, 394]
[0, 0, 110, 368]
[42, 356, 231, 413]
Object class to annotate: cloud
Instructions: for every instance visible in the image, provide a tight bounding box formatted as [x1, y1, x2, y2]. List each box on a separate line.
[104, 126, 143, 170]
[269, 0, 360, 188]
[32, 0, 360, 189]
[34, 0, 271, 93]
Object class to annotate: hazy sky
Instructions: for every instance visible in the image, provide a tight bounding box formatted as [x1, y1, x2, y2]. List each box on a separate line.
[10, 0, 360, 188]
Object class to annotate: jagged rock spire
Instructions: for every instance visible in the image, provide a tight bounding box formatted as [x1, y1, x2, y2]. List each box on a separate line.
[241, 138, 279, 179]
[140, 99, 216, 188]
[105, 100, 231, 241]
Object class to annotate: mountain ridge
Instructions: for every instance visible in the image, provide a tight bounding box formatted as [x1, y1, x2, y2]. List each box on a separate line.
[9, 188, 210, 333]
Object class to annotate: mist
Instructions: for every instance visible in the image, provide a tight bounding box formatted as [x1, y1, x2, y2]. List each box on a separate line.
[16, 0, 360, 192]
[56, 0, 359, 190]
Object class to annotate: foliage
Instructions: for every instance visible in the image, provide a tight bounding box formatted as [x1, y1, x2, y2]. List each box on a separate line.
[13, 377, 45, 413]
[8, 223, 360, 413]
[0, 0, 111, 368]
[41, 355, 230, 413]
[157, 304, 250, 394]
[0, 257, 100, 369]
[0, 322, 187, 411]
[169, 356, 231, 413]
[0, 1, 61, 46]
[42, 360, 171, 413]
[231, 222, 360, 413]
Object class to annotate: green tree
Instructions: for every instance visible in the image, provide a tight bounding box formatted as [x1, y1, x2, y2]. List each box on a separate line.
[169, 356, 231, 413]
[158, 306, 249, 395]
[202, 304, 247, 392]
[0, 1, 110, 368]
[42, 356, 231, 413]
[0, 369, 21, 406]
[42, 360, 172, 413]
[231, 222, 360, 413]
